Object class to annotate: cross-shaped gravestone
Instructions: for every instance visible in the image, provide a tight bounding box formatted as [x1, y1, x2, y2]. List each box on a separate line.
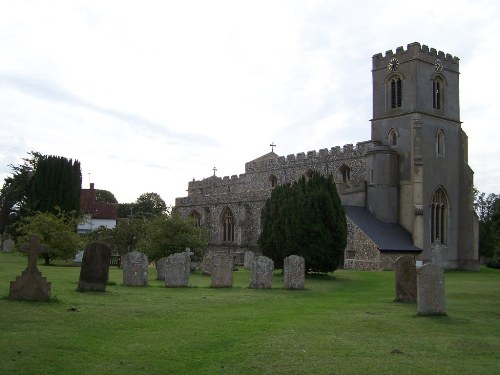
[9, 234, 51, 301]
[19, 234, 49, 273]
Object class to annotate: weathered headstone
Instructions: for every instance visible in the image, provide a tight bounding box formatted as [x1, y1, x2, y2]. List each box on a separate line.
[122, 251, 149, 287]
[211, 254, 234, 288]
[156, 256, 168, 280]
[243, 250, 255, 269]
[78, 242, 112, 292]
[165, 252, 190, 287]
[9, 234, 51, 301]
[250, 255, 274, 289]
[394, 256, 417, 302]
[2, 237, 15, 252]
[284, 255, 305, 289]
[417, 264, 446, 316]
[432, 241, 445, 270]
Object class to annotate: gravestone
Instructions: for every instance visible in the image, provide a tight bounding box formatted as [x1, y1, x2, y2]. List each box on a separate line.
[122, 251, 149, 287]
[165, 252, 190, 287]
[432, 241, 445, 270]
[201, 251, 214, 275]
[417, 264, 446, 316]
[2, 236, 14, 252]
[394, 256, 417, 302]
[9, 234, 51, 301]
[284, 255, 305, 289]
[156, 257, 168, 280]
[250, 255, 274, 289]
[243, 250, 255, 269]
[78, 242, 112, 292]
[211, 254, 234, 288]
[73, 250, 84, 263]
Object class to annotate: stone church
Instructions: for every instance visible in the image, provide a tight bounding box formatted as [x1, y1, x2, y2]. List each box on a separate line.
[175, 42, 479, 271]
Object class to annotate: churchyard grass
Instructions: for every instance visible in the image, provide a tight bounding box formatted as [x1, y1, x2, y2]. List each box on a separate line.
[0, 252, 499, 374]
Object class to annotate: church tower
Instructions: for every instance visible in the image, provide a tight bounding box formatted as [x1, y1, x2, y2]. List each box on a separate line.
[370, 42, 478, 270]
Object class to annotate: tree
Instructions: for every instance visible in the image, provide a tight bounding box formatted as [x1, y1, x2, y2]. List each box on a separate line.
[138, 212, 209, 262]
[0, 151, 42, 234]
[95, 189, 118, 204]
[474, 190, 500, 259]
[28, 155, 82, 215]
[258, 171, 347, 273]
[134, 192, 168, 218]
[16, 210, 82, 264]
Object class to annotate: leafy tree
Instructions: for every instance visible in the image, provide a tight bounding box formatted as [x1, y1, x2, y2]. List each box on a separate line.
[474, 190, 500, 259]
[117, 203, 135, 219]
[0, 151, 42, 234]
[138, 212, 209, 262]
[28, 155, 81, 215]
[259, 171, 347, 273]
[134, 192, 168, 218]
[109, 219, 146, 255]
[16, 210, 83, 264]
[95, 189, 118, 204]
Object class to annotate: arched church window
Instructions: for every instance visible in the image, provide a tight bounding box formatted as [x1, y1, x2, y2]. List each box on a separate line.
[436, 130, 445, 157]
[388, 128, 398, 146]
[340, 165, 351, 183]
[269, 175, 277, 189]
[430, 187, 448, 244]
[391, 77, 402, 108]
[432, 77, 444, 110]
[305, 169, 314, 180]
[190, 210, 201, 227]
[222, 207, 235, 242]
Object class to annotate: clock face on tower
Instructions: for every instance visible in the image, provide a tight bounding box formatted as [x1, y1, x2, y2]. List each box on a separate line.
[387, 57, 399, 71]
[435, 59, 443, 72]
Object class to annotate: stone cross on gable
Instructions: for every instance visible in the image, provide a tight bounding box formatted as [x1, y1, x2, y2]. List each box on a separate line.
[19, 234, 49, 273]
[270, 142, 276, 152]
[212, 167, 217, 176]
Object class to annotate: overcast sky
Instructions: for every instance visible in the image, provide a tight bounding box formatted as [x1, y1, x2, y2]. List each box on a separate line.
[1, 0, 499, 206]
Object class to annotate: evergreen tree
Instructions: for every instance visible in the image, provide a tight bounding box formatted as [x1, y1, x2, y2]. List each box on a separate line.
[28, 155, 82, 215]
[259, 171, 347, 273]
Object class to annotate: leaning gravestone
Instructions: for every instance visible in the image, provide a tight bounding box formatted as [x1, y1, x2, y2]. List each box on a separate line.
[250, 255, 274, 289]
[417, 264, 446, 316]
[394, 256, 417, 303]
[122, 251, 149, 287]
[243, 250, 255, 269]
[156, 256, 168, 280]
[211, 254, 234, 288]
[78, 242, 112, 292]
[284, 255, 305, 290]
[165, 252, 190, 287]
[9, 234, 51, 301]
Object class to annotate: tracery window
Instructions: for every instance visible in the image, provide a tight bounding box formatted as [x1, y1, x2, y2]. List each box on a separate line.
[430, 187, 448, 244]
[222, 208, 234, 242]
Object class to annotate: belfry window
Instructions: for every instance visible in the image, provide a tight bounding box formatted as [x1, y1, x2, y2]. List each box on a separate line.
[222, 208, 234, 242]
[430, 187, 448, 244]
[432, 78, 444, 110]
[391, 77, 402, 108]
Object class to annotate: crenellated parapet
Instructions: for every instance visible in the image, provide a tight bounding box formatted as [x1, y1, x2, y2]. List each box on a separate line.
[372, 42, 459, 73]
[245, 141, 376, 173]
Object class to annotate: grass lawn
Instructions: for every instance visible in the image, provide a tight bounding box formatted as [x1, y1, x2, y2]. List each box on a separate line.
[0, 252, 499, 375]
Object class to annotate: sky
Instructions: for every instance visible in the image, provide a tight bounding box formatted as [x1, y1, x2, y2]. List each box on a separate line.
[1, 0, 499, 206]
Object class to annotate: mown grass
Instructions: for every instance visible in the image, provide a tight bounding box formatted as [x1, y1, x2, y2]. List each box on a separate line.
[0, 252, 499, 374]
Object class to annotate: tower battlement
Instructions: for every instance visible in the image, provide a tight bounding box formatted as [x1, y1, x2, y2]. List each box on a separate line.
[372, 42, 459, 72]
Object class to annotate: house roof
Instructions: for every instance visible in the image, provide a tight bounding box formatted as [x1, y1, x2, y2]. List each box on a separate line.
[344, 205, 421, 252]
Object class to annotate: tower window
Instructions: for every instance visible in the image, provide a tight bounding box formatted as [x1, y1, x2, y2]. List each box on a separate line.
[430, 187, 448, 244]
[269, 175, 277, 189]
[432, 77, 444, 110]
[340, 165, 351, 183]
[391, 77, 402, 108]
[190, 210, 201, 227]
[388, 128, 398, 146]
[436, 130, 445, 157]
[222, 208, 234, 242]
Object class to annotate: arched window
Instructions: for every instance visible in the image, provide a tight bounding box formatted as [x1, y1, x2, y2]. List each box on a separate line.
[430, 187, 448, 244]
[391, 77, 402, 108]
[222, 208, 234, 242]
[436, 130, 445, 157]
[269, 175, 277, 189]
[305, 169, 314, 180]
[190, 210, 201, 227]
[340, 165, 351, 183]
[432, 77, 444, 110]
[388, 128, 398, 146]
